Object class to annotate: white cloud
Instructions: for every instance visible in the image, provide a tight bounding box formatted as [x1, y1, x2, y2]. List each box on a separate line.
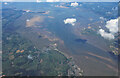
[4, 2, 8, 4]
[46, 0, 60, 2]
[64, 18, 76, 26]
[106, 19, 118, 34]
[2, 0, 120, 2]
[99, 17, 106, 20]
[106, 12, 111, 14]
[71, 2, 79, 7]
[80, 4, 82, 6]
[26, 19, 30, 22]
[98, 29, 114, 40]
[3, 0, 14, 1]
[98, 18, 118, 40]
[37, 0, 42, 2]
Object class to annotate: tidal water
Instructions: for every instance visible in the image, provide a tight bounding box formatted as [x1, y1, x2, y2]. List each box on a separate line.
[3, 2, 118, 76]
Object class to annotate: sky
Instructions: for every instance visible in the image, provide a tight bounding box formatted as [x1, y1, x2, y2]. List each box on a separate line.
[1, 0, 120, 2]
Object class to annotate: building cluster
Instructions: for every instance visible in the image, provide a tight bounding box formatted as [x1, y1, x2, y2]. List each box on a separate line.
[110, 45, 118, 55]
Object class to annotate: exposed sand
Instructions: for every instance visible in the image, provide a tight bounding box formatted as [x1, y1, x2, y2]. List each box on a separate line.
[26, 16, 44, 27]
